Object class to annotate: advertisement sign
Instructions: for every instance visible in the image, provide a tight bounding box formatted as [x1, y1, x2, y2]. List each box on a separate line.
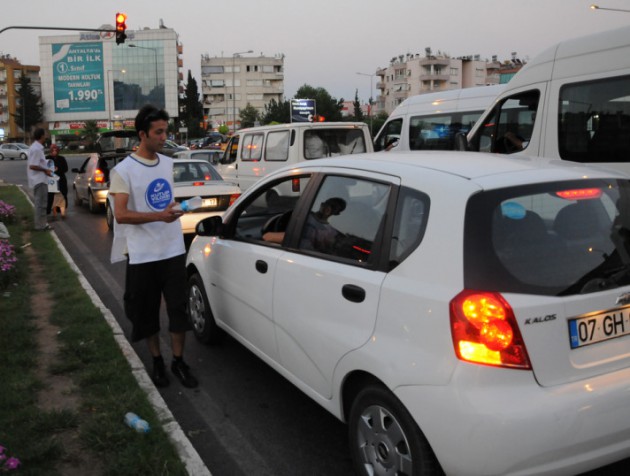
[291, 99, 316, 123]
[52, 42, 105, 113]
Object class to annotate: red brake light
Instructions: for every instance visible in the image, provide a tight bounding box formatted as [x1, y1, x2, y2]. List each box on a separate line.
[450, 290, 531, 369]
[94, 169, 105, 183]
[555, 188, 602, 200]
[192, 181, 205, 186]
[229, 193, 241, 206]
[291, 178, 301, 193]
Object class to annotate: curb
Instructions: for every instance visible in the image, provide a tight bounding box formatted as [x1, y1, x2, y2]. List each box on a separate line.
[18, 185, 211, 476]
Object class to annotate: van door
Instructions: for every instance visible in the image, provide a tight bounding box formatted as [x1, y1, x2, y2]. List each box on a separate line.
[218, 134, 239, 184]
[236, 131, 265, 190]
[468, 85, 547, 157]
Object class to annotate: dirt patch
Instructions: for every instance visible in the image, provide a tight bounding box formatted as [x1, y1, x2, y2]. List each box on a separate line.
[25, 235, 103, 475]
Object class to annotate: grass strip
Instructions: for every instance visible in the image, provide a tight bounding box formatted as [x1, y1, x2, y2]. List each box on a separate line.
[0, 185, 187, 476]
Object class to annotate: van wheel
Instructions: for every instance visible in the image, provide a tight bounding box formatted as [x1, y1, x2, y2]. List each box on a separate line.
[187, 274, 221, 344]
[349, 385, 443, 476]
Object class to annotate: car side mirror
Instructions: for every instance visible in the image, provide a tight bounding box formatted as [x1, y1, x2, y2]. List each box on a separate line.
[454, 132, 468, 151]
[196, 215, 224, 237]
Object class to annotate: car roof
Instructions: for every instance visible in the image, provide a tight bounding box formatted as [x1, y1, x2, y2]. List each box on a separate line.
[273, 151, 628, 189]
[237, 122, 368, 134]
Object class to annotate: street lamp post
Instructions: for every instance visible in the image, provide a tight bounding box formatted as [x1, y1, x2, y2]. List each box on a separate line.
[590, 4, 630, 12]
[128, 44, 159, 90]
[232, 50, 253, 134]
[356, 72, 375, 136]
[107, 69, 125, 130]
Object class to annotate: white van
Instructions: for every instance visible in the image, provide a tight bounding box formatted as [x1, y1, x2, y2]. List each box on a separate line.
[373, 84, 504, 152]
[217, 122, 372, 191]
[459, 25, 630, 173]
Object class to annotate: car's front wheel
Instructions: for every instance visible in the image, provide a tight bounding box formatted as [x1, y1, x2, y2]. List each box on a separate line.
[187, 273, 221, 344]
[19, 153, 27, 160]
[349, 385, 443, 476]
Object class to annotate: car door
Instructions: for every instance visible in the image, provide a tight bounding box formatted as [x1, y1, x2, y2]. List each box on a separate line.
[73, 156, 93, 202]
[202, 173, 313, 362]
[273, 172, 398, 399]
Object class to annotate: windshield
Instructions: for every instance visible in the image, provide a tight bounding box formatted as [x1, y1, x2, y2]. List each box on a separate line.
[465, 178, 630, 296]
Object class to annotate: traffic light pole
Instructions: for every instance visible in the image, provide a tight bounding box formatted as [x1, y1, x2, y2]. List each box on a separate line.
[0, 26, 115, 35]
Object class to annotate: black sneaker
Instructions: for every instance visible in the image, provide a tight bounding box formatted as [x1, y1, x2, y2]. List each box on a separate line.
[171, 359, 198, 388]
[152, 357, 170, 387]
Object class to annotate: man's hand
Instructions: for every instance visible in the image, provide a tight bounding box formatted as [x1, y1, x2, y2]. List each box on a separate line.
[161, 202, 184, 223]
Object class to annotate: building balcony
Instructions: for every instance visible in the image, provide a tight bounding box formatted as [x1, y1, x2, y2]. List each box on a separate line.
[420, 57, 450, 67]
[419, 74, 450, 82]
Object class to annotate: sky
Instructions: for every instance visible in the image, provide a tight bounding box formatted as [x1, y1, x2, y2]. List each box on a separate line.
[1, 0, 629, 105]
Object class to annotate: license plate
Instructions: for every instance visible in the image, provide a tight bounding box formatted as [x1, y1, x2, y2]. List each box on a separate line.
[569, 307, 630, 349]
[202, 198, 217, 208]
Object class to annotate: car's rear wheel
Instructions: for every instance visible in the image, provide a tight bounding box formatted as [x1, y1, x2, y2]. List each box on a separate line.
[88, 191, 100, 213]
[0, 153, 4, 161]
[19, 153, 27, 160]
[349, 385, 443, 476]
[187, 273, 221, 344]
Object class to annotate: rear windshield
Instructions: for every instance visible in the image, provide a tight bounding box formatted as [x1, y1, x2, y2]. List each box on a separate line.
[465, 179, 630, 296]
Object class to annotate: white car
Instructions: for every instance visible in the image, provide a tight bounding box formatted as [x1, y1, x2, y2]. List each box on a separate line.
[0, 142, 29, 160]
[106, 159, 240, 234]
[185, 151, 630, 475]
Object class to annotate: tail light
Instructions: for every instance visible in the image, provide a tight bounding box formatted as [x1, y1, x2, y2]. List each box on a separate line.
[450, 290, 531, 369]
[229, 193, 241, 206]
[94, 169, 105, 183]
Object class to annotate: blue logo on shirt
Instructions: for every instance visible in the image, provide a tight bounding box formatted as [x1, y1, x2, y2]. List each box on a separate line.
[145, 178, 173, 211]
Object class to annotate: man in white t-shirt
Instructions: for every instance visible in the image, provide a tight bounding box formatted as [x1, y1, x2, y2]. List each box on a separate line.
[109, 105, 198, 388]
[27, 128, 54, 231]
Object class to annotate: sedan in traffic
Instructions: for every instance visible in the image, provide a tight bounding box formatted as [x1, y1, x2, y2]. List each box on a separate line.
[107, 159, 240, 234]
[0, 143, 29, 160]
[185, 151, 630, 476]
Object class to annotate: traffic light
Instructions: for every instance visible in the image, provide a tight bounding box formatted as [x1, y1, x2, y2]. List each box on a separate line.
[115, 12, 127, 45]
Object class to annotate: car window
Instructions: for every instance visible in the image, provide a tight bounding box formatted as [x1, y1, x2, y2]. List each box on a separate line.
[173, 162, 222, 182]
[389, 187, 430, 268]
[465, 178, 630, 296]
[408, 111, 483, 151]
[558, 75, 630, 164]
[374, 118, 403, 151]
[231, 174, 312, 242]
[304, 129, 367, 159]
[265, 130, 290, 161]
[241, 133, 264, 161]
[221, 135, 239, 164]
[298, 175, 390, 263]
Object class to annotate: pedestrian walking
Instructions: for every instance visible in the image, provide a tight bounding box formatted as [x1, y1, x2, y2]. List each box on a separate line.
[46, 144, 69, 216]
[109, 104, 198, 388]
[27, 128, 53, 231]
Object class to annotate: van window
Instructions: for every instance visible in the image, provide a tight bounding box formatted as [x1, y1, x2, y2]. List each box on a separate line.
[374, 118, 403, 151]
[304, 129, 367, 159]
[221, 135, 239, 165]
[559, 76, 630, 164]
[409, 111, 483, 150]
[265, 130, 290, 161]
[241, 133, 264, 161]
[472, 90, 540, 154]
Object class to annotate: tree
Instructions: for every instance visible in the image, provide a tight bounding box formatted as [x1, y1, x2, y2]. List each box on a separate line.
[12, 73, 44, 141]
[261, 98, 291, 125]
[295, 84, 343, 122]
[239, 103, 259, 129]
[181, 70, 204, 138]
[82, 120, 100, 149]
[353, 89, 364, 121]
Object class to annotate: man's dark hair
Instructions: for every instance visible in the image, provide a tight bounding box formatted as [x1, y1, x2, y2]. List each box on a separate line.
[33, 128, 46, 141]
[135, 104, 169, 137]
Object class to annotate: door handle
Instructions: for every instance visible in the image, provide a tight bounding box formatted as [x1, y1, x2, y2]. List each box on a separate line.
[342, 284, 365, 303]
[255, 260, 268, 274]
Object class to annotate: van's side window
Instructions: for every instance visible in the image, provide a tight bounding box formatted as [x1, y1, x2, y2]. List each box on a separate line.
[241, 133, 264, 161]
[473, 90, 540, 154]
[221, 135, 239, 165]
[374, 119, 403, 151]
[559, 75, 630, 164]
[409, 112, 482, 150]
[265, 130, 290, 161]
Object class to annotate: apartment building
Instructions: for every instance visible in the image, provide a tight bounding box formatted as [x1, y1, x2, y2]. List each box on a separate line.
[201, 53, 284, 131]
[0, 56, 41, 141]
[375, 48, 523, 115]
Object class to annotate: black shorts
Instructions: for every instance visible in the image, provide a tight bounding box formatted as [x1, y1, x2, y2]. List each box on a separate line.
[123, 254, 191, 342]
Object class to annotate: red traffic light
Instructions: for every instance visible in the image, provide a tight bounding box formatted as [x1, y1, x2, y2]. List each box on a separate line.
[115, 12, 127, 45]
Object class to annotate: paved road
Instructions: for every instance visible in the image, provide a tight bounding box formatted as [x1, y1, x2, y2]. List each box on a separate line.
[2, 156, 629, 476]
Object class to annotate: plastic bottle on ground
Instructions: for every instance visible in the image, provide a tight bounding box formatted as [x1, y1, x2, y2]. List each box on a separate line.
[124, 412, 150, 433]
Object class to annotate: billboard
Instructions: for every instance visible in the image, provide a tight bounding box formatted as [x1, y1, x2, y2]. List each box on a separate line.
[291, 99, 316, 122]
[52, 42, 105, 113]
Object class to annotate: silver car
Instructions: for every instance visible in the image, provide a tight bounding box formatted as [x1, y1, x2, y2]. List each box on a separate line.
[0, 143, 29, 160]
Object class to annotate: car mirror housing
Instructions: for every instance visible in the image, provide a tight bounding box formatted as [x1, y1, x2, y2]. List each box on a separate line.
[196, 215, 223, 236]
